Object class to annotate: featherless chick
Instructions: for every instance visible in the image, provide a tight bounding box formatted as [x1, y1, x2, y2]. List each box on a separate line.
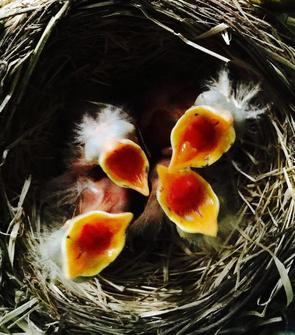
[170, 69, 265, 169]
[74, 103, 150, 196]
[40, 166, 134, 280]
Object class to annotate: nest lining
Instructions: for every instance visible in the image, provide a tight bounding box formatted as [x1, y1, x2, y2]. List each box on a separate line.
[0, 1, 295, 334]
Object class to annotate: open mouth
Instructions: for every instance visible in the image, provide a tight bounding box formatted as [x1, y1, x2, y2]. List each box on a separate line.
[100, 139, 149, 196]
[157, 165, 219, 236]
[170, 106, 235, 169]
[62, 211, 133, 279]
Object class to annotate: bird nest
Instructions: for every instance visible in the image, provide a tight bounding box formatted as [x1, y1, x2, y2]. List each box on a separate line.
[1, 1, 295, 334]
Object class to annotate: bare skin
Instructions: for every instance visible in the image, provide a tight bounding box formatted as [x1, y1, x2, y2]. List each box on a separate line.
[78, 177, 130, 214]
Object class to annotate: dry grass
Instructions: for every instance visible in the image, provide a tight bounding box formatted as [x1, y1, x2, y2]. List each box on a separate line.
[0, 0, 295, 334]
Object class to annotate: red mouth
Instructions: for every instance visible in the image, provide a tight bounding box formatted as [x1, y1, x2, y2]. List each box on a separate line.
[106, 143, 145, 185]
[75, 221, 114, 257]
[156, 165, 219, 236]
[165, 172, 205, 216]
[101, 140, 149, 195]
[170, 106, 235, 169]
[180, 114, 220, 155]
[63, 211, 133, 279]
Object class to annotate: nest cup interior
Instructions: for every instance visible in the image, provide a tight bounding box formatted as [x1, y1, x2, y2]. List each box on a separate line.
[3, 3, 295, 335]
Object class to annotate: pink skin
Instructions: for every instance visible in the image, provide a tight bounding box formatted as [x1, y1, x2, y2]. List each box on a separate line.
[78, 177, 130, 214]
[64, 156, 130, 215]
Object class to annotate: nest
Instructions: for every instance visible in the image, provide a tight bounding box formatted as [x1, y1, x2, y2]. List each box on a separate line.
[1, 1, 295, 334]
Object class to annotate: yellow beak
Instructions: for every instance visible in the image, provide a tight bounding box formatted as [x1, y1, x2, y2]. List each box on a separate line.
[62, 210, 133, 280]
[170, 106, 235, 169]
[99, 139, 149, 196]
[156, 165, 219, 237]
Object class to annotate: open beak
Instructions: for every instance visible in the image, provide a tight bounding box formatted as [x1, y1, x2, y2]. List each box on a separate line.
[99, 139, 149, 196]
[62, 210, 133, 280]
[170, 106, 235, 169]
[156, 165, 219, 237]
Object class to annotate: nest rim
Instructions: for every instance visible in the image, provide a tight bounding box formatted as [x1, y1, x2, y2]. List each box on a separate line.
[1, 1, 295, 334]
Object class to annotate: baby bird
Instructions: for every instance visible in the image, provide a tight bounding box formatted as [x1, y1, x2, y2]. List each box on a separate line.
[61, 210, 133, 280]
[74, 103, 149, 196]
[170, 69, 265, 170]
[156, 164, 219, 238]
[41, 167, 134, 280]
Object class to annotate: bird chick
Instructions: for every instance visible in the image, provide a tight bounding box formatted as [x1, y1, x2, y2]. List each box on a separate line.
[62, 210, 133, 280]
[169, 69, 265, 170]
[40, 165, 134, 281]
[156, 165, 219, 238]
[74, 103, 150, 196]
[175, 160, 240, 248]
[169, 105, 235, 169]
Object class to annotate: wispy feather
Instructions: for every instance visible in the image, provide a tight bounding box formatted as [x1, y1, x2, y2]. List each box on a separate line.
[195, 69, 266, 127]
[74, 104, 135, 163]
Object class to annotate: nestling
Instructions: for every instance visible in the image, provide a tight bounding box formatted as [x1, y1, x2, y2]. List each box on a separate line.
[74, 103, 150, 196]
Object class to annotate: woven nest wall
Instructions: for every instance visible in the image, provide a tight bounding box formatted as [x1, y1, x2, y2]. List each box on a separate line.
[0, 1, 295, 334]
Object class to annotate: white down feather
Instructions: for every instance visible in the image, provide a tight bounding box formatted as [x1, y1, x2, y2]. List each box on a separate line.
[195, 69, 266, 127]
[74, 104, 135, 163]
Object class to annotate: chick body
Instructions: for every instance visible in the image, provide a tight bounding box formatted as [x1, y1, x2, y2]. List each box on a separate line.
[74, 104, 149, 196]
